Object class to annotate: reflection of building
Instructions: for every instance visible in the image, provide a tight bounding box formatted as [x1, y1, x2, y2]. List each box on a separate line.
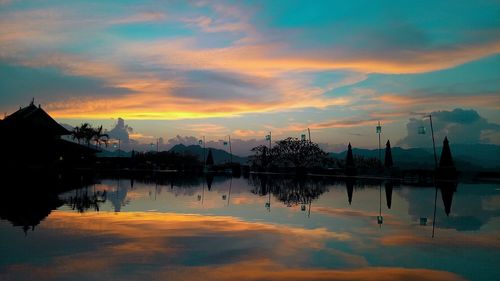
[0, 174, 76, 234]
[0, 102, 97, 169]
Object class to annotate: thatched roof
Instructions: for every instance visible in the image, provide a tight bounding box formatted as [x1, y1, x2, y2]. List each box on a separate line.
[1, 103, 69, 136]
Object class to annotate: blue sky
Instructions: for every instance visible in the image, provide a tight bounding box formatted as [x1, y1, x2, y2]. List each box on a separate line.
[0, 0, 499, 153]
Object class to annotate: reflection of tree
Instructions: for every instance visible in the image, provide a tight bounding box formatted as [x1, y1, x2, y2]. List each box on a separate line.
[65, 186, 107, 213]
[0, 172, 92, 234]
[437, 181, 457, 216]
[345, 179, 355, 205]
[248, 175, 330, 207]
[385, 181, 394, 209]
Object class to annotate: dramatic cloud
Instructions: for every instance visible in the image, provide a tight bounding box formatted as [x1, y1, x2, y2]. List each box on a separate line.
[397, 108, 500, 147]
[107, 118, 134, 144]
[0, 1, 499, 147]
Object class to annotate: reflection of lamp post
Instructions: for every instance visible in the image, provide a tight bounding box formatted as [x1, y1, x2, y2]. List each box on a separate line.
[227, 177, 232, 207]
[377, 183, 383, 227]
[418, 114, 438, 238]
[265, 190, 271, 212]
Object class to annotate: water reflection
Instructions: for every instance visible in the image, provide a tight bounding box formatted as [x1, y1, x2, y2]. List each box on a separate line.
[0, 173, 499, 280]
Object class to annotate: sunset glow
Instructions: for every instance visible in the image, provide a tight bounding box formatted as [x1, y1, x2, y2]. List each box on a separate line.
[1, 0, 499, 151]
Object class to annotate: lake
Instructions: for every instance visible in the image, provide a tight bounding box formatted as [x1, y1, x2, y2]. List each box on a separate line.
[1, 174, 499, 281]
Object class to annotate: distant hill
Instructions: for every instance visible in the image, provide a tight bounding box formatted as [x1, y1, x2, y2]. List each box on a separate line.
[96, 149, 132, 158]
[330, 144, 500, 171]
[169, 144, 248, 165]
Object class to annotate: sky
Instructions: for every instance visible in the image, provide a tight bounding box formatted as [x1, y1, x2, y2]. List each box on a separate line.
[1, 0, 499, 154]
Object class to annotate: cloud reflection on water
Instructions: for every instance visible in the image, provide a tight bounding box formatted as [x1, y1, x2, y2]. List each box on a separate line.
[0, 211, 467, 281]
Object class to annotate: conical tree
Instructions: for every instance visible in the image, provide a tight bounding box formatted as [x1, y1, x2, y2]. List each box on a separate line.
[437, 136, 457, 179]
[439, 137, 454, 168]
[206, 148, 214, 166]
[384, 140, 393, 168]
[345, 143, 356, 176]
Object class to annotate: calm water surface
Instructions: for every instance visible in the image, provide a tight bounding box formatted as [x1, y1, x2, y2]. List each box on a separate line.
[0, 175, 499, 281]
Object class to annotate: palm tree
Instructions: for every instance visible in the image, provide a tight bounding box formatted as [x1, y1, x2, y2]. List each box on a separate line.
[80, 123, 94, 147]
[92, 125, 109, 148]
[71, 125, 85, 144]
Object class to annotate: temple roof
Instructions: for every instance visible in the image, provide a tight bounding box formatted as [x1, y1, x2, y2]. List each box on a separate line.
[1, 103, 69, 136]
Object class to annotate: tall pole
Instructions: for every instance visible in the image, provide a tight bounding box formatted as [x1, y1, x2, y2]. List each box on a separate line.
[377, 121, 382, 168]
[432, 187, 437, 238]
[268, 131, 272, 150]
[427, 114, 438, 238]
[203, 136, 206, 170]
[429, 115, 438, 169]
[308, 128, 311, 142]
[379, 183, 382, 228]
[156, 138, 159, 153]
[228, 135, 233, 164]
[227, 177, 232, 207]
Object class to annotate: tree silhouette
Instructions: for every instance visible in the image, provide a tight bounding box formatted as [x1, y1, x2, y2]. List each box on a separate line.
[439, 137, 454, 168]
[437, 136, 457, 179]
[206, 148, 214, 166]
[72, 123, 108, 148]
[345, 143, 356, 176]
[271, 137, 328, 168]
[250, 145, 271, 168]
[384, 140, 393, 168]
[250, 138, 328, 169]
[92, 125, 109, 148]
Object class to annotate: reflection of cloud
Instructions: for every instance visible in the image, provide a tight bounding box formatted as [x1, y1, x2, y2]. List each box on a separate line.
[150, 260, 466, 281]
[315, 206, 383, 218]
[379, 232, 500, 249]
[1, 211, 466, 281]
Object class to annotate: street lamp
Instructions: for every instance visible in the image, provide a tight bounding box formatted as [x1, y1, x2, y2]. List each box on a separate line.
[376, 121, 382, 168]
[418, 114, 438, 169]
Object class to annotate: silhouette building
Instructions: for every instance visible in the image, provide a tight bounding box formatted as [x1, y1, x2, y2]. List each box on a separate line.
[0, 101, 97, 169]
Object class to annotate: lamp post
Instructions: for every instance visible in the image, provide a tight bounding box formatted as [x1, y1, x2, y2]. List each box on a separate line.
[223, 135, 232, 164]
[376, 121, 382, 168]
[199, 136, 206, 171]
[266, 132, 272, 150]
[418, 115, 438, 169]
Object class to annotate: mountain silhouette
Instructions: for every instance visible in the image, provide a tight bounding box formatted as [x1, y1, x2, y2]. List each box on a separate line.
[330, 144, 499, 170]
[169, 144, 248, 165]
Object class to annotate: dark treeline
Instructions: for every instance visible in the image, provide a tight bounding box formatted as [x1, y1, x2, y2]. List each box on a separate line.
[249, 137, 383, 175]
